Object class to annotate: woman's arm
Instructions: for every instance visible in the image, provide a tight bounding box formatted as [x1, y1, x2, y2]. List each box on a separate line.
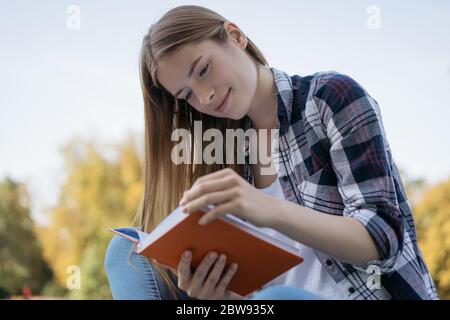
[270, 196, 381, 266]
[180, 168, 381, 267]
[250, 128, 382, 266]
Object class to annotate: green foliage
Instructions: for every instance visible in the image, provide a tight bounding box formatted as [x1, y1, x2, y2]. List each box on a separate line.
[39, 279, 68, 298]
[0, 178, 53, 297]
[68, 234, 112, 299]
[38, 133, 143, 299]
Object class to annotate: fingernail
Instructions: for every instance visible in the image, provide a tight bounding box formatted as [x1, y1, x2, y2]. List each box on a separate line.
[209, 252, 217, 260]
[231, 263, 238, 270]
[183, 251, 191, 259]
[198, 217, 206, 225]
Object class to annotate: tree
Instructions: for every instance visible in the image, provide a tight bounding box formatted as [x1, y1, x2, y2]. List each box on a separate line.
[68, 238, 112, 299]
[413, 177, 450, 299]
[0, 177, 53, 297]
[38, 132, 144, 299]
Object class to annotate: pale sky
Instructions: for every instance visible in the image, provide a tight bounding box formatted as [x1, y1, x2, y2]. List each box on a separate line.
[1, 0, 449, 224]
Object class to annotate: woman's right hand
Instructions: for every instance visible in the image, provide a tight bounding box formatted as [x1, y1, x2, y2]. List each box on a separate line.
[152, 250, 241, 300]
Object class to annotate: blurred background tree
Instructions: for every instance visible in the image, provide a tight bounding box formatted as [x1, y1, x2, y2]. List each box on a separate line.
[0, 178, 53, 298]
[37, 132, 143, 299]
[413, 177, 450, 299]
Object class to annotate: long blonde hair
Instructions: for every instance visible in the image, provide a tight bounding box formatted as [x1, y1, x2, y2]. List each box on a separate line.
[135, 5, 268, 299]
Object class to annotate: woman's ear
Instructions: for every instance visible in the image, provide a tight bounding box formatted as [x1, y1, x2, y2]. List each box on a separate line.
[223, 21, 248, 49]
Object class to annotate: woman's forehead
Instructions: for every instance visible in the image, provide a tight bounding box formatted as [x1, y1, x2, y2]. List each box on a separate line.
[162, 40, 218, 63]
[156, 40, 221, 92]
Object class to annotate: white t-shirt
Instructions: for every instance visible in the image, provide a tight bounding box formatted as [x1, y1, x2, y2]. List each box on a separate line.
[253, 177, 350, 300]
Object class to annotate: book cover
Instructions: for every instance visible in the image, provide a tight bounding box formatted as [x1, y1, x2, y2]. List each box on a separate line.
[110, 206, 303, 296]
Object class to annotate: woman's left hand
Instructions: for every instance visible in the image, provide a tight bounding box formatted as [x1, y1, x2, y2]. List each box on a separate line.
[179, 168, 279, 227]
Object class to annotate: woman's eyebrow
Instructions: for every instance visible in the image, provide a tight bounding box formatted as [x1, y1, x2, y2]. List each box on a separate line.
[174, 55, 203, 97]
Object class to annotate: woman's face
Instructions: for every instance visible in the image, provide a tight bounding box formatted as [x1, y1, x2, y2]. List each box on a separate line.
[156, 22, 259, 120]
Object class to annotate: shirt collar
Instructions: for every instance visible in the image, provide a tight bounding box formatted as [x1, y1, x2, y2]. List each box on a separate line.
[269, 66, 294, 123]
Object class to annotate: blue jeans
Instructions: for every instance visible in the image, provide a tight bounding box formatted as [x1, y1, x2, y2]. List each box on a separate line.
[104, 233, 322, 300]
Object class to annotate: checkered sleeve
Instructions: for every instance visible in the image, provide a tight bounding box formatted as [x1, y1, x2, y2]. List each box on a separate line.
[313, 72, 404, 273]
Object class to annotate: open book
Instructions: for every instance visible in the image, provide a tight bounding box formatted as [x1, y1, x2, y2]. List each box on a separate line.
[109, 206, 303, 296]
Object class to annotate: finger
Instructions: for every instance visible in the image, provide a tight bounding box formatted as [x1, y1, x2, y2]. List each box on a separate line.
[198, 254, 227, 299]
[194, 168, 234, 184]
[177, 251, 192, 291]
[213, 263, 239, 298]
[181, 178, 232, 207]
[180, 174, 237, 205]
[182, 188, 237, 214]
[188, 251, 218, 297]
[198, 201, 236, 225]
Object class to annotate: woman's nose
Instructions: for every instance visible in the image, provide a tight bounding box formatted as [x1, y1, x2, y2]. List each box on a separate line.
[196, 87, 215, 106]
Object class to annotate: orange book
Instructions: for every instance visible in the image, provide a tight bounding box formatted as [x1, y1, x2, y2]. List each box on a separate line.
[109, 206, 303, 296]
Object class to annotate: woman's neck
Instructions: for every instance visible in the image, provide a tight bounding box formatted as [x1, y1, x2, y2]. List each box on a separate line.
[246, 64, 278, 130]
[246, 64, 279, 188]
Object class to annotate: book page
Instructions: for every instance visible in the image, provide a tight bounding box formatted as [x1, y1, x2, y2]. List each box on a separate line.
[136, 229, 149, 242]
[220, 214, 301, 256]
[137, 206, 190, 252]
[110, 227, 148, 243]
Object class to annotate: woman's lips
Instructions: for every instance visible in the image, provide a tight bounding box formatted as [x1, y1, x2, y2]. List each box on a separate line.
[216, 87, 231, 113]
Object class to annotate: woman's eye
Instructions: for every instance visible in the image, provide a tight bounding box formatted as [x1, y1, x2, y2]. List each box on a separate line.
[185, 90, 192, 101]
[185, 64, 209, 101]
[200, 64, 209, 77]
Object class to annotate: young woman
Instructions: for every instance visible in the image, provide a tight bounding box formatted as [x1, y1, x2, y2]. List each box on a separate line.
[104, 5, 438, 300]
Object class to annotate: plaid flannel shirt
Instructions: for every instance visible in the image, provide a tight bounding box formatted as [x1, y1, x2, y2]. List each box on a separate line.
[243, 67, 438, 300]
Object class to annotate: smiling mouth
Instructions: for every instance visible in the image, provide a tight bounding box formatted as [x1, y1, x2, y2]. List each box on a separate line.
[216, 87, 231, 112]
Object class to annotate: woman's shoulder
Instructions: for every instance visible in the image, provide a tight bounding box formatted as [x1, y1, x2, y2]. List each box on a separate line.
[308, 70, 369, 108]
[309, 70, 363, 90]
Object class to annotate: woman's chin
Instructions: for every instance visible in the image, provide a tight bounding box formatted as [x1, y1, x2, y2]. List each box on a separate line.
[222, 113, 241, 121]
[225, 108, 247, 120]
